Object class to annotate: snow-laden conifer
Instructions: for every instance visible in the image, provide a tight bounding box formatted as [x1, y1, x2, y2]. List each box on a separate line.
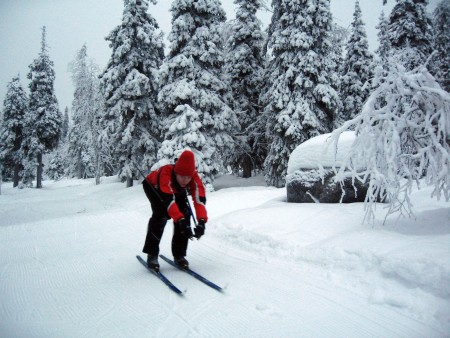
[262, 0, 340, 187]
[339, 1, 373, 123]
[387, 0, 433, 71]
[375, 11, 390, 62]
[0, 75, 28, 187]
[332, 61, 450, 222]
[430, 0, 450, 92]
[46, 151, 65, 181]
[100, 0, 164, 187]
[23, 26, 61, 188]
[61, 107, 69, 141]
[263, 0, 281, 55]
[224, 0, 265, 177]
[157, 0, 239, 187]
[68, 45, 106, 184]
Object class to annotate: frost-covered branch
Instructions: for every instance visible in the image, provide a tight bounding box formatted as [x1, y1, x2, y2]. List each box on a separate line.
[331, 63, 450, 222]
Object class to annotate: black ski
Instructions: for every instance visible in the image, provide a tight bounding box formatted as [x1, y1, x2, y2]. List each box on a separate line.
[160, 255, 223, 292]
[136, 255, 183, 295]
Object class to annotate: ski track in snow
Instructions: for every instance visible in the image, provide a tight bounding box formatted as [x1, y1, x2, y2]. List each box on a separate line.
[0, 177, 449, 337]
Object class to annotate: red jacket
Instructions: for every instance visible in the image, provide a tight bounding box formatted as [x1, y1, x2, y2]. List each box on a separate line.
[146, 164, 208, 223]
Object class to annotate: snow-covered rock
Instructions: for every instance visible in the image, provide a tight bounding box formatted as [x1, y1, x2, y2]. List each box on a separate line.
[286, 131, 369, 203]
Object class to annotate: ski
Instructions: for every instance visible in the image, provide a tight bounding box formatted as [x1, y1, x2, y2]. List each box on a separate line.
[136, 255, 183, 295]
[159, 255, 223, 292]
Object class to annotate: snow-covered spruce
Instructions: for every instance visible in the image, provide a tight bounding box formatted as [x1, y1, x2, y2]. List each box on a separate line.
[99, 0, 164, 187]
[156, 0, 239, 188]
[262, 0, 340, 188]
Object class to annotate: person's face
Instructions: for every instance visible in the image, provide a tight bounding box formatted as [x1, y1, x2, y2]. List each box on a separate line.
[176, 174, 192, 187]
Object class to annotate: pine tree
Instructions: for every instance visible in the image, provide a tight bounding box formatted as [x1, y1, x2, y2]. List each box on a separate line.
[157, 0, 239, 187]
[100, 0, 165, 187]
[68, 44, 105, 184]
[430, 0, 450, 92]
[0, 75, 28, 187]
[375, 11, 390, 62]
[224, 0, 265, 177]
[370, 10, 392, 110]
[387, 0, 433, 70]
[330, 23, 349, 129]
[263, 0, 282, 55]
[61, 107, 70, 141]
[262, 0, 340, 187]
[339, 0, 373, 122]
[46, 151, 65, 180]
[24, 26, 61, 188]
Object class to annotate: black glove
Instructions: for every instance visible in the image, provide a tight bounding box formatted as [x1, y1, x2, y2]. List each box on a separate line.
[177, 218, 194, 239]
[194, 219, 206, 239]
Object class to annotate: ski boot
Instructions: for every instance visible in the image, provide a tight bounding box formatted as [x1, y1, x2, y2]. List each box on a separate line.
[174, 256, 189, 269]
[147, 255, 160, 272]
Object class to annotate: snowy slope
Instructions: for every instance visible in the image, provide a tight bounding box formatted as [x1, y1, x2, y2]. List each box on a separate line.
[0, 176, 449, 337]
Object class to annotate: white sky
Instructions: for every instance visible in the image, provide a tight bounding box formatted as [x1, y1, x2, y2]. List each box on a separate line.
[0, 0, 440, 113]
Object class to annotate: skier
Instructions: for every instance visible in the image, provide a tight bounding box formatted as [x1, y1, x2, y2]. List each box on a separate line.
[142, 150, 207, 272]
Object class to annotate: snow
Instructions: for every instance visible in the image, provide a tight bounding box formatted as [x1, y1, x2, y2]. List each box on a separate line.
[0, 175, 449, 337]
[287, 131, 356, 173]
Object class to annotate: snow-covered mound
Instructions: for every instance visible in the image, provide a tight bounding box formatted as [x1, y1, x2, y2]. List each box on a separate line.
[287, 131, 356, 173]
[286, 131, 368, 203]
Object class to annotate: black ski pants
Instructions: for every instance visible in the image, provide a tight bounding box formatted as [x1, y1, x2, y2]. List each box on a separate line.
[142, 180, 190, 258]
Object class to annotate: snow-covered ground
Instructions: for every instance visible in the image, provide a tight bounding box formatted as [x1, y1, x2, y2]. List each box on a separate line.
[0, 175, 449, 337]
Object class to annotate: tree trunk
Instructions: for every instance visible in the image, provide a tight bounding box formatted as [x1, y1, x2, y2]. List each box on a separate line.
[36, 152, 43, 188]
[242, 156, 253, 178]
[95, 157, 101, 185]
[77, 150, 83, 179]
[126, 176, 133, 188]
[13, 163, 21, 187]
[94, 147, 101, 185]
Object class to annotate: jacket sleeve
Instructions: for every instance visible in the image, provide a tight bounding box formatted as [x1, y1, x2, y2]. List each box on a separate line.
[189, 172, 208, 222]
[148, 166, 185, 222]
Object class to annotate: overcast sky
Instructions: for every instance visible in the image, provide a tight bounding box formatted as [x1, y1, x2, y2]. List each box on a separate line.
[0, 0, 440, 113]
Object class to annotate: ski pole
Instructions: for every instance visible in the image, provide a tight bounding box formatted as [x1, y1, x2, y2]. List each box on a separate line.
[134, 162, 147, 181]
[132, 161, 165, 204]
[184, 190, 198, 227]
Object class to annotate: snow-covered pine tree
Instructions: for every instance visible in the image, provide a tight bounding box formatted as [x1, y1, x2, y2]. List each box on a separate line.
[100, 0, 164, 187]
[375, 11, 390, 62]
[224, 0, 265, 178]
[0, 75, 28, 187]
[24, 26, 61, 188]
[430, 0, 450, 92]
[331, 62, 450, 222]
[387, 0, 433, 71]
[157, 0, 239, 187]
[46, 151, 65, 180]
[330, 23, 348, 73]
[44, 106, 70, 182]
[330, 23, 347, 129]
[61, 107, 70, 141]
[68, 44, 106, 184]
[263, 0, 281, 55]
[339, 0, 373, 123]
[262, 0, 340, 187]
[370, 10, 392, 110]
